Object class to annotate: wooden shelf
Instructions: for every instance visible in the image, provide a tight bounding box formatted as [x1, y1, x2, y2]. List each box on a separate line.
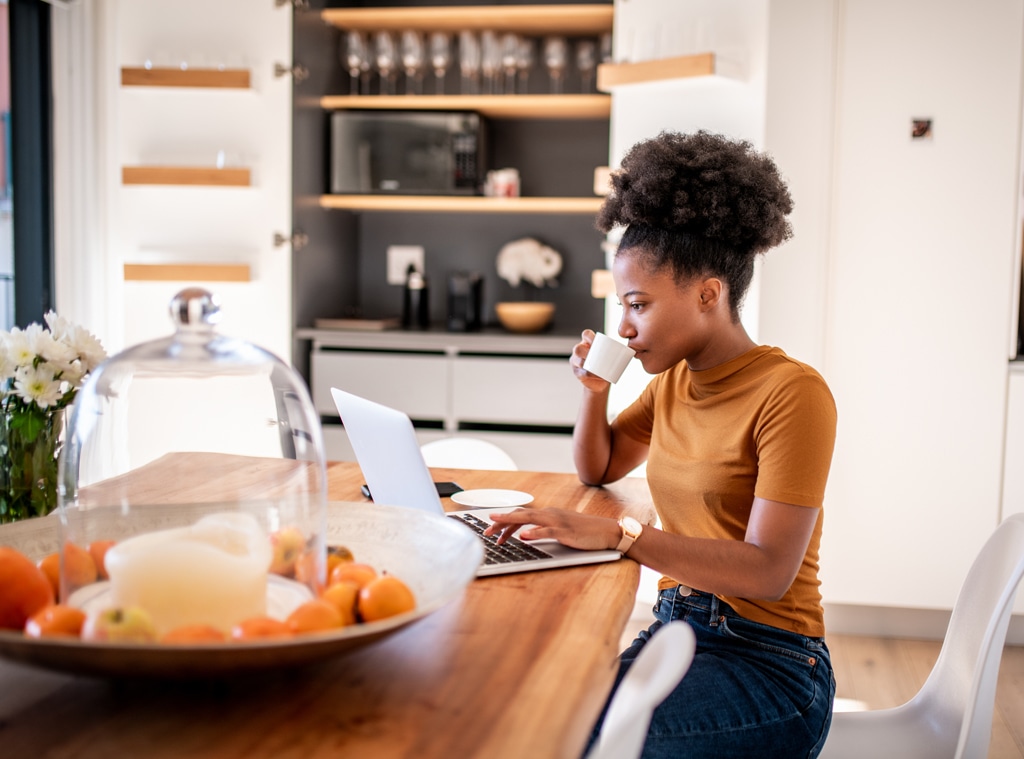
[123, 263, 251, 283]
[121, 67, 251, 89]
[322, 4, 612, 35]
[319, 195, 603, 214]
[319, 93, 609, 120]
[597, 53, 716, 91]
[122, 166, 252, 187]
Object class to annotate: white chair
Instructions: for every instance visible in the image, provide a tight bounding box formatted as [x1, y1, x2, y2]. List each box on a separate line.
[820, 513, 1024, 759]
[587, 620, 697, 759]
[420, 437, 518, 470]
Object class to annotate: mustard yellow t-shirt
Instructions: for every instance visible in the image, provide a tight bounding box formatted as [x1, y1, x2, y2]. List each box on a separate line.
[614, 345, 837, 637]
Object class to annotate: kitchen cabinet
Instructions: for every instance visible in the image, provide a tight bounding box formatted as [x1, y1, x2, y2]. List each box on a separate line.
[302, 328, 581, 470]
[107, 0, 293, 360]
[293, 2, 617, 468]
[785, 0, 1022, 614]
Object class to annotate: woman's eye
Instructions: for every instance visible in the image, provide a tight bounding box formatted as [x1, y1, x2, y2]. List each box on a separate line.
[630, 302, 644, 311]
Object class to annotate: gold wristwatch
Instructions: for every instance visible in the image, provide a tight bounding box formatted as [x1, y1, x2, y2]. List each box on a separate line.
[616, 516, 643, 554]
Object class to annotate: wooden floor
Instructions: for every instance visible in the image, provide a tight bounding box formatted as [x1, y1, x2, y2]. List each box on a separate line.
[828, 634, 1024, 759]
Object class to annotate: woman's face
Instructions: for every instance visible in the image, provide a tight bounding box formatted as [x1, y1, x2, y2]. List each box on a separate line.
[612, 251, 713, 374]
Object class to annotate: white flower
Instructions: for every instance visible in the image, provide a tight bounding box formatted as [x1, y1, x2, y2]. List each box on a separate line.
[67, 325, 107, 373]
[13, 364, 64, 408]
[0, 341, 14, 382]
[4, 324, 47, 369]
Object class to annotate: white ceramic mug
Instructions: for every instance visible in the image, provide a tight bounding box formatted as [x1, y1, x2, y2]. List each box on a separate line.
[583, 332, 635, 383]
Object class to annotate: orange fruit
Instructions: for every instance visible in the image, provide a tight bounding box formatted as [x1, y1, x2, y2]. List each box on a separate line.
[358, 575, 416, 622]
[286, 599, 344, 634]
[24, 604, 86, 638]
[88, 540, 116, 580]
[230, 616, 292, 641]
[320, 581, 360, 626]
[161, 624, 228, 644]
[329, 561, 377, 590]
[295, 545, 355, 591]
[38, 542, 98, 596]
[0, 546, 55, 630]
[37, 553, 60, 596]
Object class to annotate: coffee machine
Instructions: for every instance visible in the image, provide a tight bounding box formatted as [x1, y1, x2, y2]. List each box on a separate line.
[446, 272, 483, 332]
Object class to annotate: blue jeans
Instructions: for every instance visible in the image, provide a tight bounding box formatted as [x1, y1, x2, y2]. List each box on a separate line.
[586, 587, 835, 759]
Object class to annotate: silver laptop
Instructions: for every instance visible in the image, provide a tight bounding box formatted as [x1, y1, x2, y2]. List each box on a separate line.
[330, 387, 622, 577]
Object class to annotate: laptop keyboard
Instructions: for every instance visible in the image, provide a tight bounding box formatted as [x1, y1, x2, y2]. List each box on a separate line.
[449, 513, 555, 566]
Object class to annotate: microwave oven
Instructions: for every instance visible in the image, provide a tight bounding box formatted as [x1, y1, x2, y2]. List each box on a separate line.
[329, 111, 486, 195]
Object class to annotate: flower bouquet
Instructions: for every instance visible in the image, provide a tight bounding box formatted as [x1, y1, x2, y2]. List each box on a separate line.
[0, 312, 106, 523]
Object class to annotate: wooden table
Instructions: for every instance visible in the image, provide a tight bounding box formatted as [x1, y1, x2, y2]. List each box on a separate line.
[0, 459, 654, 759]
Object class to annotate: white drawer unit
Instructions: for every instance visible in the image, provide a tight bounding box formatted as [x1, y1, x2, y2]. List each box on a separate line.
[452, 356, 579, 427]
[304, 330, 581, 437]
[311, 350, 448, 421]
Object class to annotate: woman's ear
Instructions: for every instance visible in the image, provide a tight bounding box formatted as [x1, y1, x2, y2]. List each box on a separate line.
[697, 278, 724, 310]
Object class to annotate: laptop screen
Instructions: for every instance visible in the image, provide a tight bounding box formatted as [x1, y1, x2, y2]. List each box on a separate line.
[331, 387, 445, 515]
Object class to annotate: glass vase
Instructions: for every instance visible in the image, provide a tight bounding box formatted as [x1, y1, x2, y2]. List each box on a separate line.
[0, 408, 63, 523]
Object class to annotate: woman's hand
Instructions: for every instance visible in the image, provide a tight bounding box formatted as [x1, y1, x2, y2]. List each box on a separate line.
[483, 507, 622, 552]
[571, 330, 614, 393]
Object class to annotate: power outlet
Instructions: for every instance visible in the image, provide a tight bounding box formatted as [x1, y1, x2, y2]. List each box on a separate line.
[386, 245, 425, 285]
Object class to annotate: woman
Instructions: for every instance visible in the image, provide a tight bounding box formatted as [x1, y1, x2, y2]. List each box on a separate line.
[485, 130, 837, 758]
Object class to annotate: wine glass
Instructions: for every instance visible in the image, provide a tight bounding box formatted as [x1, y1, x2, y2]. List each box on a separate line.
[345, 31, 371, 95]
[429, 32, 451, 95]
[500, 33, 520, 96]
[576, 39, 597, 93]
[515, 36, 534, 94]
[459, 30, 481, 95]
[600, 32, 613, 63]
[400, 30, 425, 95]
[543, 36, 568, 94]
[480, 30, 501, 95]
[374, 31, 398, 95]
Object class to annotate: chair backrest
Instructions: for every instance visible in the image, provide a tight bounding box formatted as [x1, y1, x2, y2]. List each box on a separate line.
[419, 437, 518, 471]
[916, 513, 1024, 758]
[587, 621, 697, 759]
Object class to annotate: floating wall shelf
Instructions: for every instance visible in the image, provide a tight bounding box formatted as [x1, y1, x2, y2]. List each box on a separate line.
[123, 263, 251, 283]
[122, 166, 252, 187]
[319, 194, 602, 214]
[321, 4, 612, 34]
[597, 53, 716, 91]
[319, 94, 609, 120]
[121, 67, 251, 89]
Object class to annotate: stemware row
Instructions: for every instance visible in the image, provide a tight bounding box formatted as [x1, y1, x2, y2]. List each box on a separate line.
[343, 30, 611, 96]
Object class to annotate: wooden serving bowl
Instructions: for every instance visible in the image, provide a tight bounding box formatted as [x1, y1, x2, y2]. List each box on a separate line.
[495, 302, 555, 333]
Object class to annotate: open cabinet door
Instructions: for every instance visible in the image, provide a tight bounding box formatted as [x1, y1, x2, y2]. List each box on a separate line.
[105, 0, 293, 360]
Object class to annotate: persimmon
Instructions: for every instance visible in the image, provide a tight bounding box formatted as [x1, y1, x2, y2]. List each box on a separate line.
[358, 575, 416, 622]
[161, 624, 228, 644]
[38, 542, 98, 596]
[24, 604, 86, 638]
[88, 540, 116, 580]
[320, 581, 360, 626]
[230, 616, 292, 641]
[329, 562, 377, 590]
[286, 599, 344, 634]
[0, 546, 55, 630]
[295, 544, 355, 590]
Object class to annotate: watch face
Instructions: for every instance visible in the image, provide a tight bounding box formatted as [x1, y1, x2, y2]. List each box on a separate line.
[621, 516, 642, 536]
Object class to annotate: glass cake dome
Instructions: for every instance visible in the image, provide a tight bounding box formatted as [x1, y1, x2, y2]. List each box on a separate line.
[54, 288, 328, 637]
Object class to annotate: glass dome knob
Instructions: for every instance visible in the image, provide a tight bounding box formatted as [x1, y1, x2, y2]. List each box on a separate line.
[169, 287, 222, 331]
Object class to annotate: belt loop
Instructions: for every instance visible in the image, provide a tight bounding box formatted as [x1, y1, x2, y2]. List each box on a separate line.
[708, 594, 720, 627]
